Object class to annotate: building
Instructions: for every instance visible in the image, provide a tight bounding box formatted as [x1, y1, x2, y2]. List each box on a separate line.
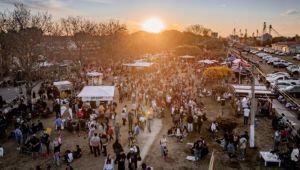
[271, 42, 300, 54]
[211, 32, 218, 38]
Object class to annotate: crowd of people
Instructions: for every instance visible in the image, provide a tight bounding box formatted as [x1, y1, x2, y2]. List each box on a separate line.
[1, 53, 300, 169]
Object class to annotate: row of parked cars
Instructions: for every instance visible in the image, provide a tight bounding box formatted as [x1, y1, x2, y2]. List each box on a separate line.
[255, 52, 293, 68]
[249, 50, 300, 75]
[250, 48, 290, 56]
[265, 72, 300, 95]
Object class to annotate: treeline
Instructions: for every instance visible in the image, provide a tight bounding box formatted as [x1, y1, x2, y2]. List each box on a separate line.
[0, 3, 227, 80]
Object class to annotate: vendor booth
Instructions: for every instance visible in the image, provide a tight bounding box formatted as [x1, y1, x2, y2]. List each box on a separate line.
[77, 86, 115, 105]
[53, 81, 73, 98]
[122, 61, 153, 68]
[180, 55, 195, 59]
[76, 86, 115, 122]
[230, 84, 275, 116]
[86, 71, 103, 85]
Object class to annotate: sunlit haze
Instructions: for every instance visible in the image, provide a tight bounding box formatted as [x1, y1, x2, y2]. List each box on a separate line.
[0, 0, 300, 36]
[141, 18, 165, 33]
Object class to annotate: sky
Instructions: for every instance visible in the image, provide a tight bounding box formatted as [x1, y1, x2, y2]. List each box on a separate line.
[0, 0, 299, 37]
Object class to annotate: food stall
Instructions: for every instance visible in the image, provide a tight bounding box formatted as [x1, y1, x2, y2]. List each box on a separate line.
[86, 71, 103, 85]
[53, 81, 73, 98]
[230, 84, 275, 116]
[77, 86, 115, 107]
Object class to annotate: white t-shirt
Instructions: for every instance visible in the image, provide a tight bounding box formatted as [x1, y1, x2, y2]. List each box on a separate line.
[291, 148, 299, 161]
[166, 95, 172, 103]
[67, 153, 73, 163]
[243, 108, 250, 117]
[160, 138, 167, 147]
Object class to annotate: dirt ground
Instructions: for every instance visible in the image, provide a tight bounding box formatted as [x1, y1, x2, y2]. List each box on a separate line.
[144, 96, 281, 170]
[0, 78, 285, 170]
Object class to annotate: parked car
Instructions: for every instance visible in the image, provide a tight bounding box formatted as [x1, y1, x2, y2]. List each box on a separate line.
[278, 52, 286, 56]
[281, 85, 300, 95]
[293, 54, 300, 61]
[262, 55, 273, 61]
[266, 72, 290, 78]
[250, 50, 259, 54]
[271, 79, 300, 87]
[257, 52, 268, 58]
[267, 57, 279, 64]
[266, 75, 291, 83]
[273, 60, 292, 68]
[273, 81, 295, 90]
[287, 65, 300, 75]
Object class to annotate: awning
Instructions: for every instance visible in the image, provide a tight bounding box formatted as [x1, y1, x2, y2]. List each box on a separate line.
[77, 86, 115, 101]
[53, 81, 73, 91]
[230, 84, 274, 98]
[87, 71, 103, 77]
[180, 55, 195, 59]
[123, 62, 153, 68]
[199, 59, 218, 64]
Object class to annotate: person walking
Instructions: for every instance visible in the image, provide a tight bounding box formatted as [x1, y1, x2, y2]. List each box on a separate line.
[14, 126, 23, 149]
[90, 133, 101, 157]
[133, 124, 140, 142]
[88, 124, 96, 153]
[239, 136, 247, 160]
[210, 121, 217, 139]
[187, 114, 193, 132]
[160, 135, 168, 159]
[41, 130, 50, 155]
[127, 148, 138, 170]
[114, 123, 120, 141]
[103, 154, 114, 170]
[101, 133, 109, 156]
[121, 110, 127, 126]
[55, 116, 63, 131]
[116, 151, 126, 170]
[273, 129, 281, 151]
[113, 139, 123, 161]
[128, 110, 134, 131]
[147, 109, 153, 133]
[290, 146, 299, 169]
[243, 108, 250, 125]
[227, 142, 236, 159]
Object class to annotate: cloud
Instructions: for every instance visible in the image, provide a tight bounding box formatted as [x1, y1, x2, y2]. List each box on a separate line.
[0, 0, 66, 11]
[83, 0, 115, 4]
[282, 9, 300, 16]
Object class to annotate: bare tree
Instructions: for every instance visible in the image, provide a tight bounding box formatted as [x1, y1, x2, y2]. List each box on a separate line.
[186, 24, 212, 37]
[0, 3, 52, 100]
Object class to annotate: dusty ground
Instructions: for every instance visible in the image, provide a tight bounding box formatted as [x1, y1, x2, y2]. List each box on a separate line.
[0, 77, 287, 170]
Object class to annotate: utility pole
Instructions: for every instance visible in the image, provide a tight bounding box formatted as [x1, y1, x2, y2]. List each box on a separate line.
[250, 64, 257, 148]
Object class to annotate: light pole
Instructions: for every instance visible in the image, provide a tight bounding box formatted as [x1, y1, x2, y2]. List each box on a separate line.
[250, 63, 257, 148]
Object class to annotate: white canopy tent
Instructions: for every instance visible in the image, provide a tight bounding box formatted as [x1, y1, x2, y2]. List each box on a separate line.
[86, 71, 103, 85]
[123, 62, 153, 68]
[87, 71, 103, 77]
[230, 84, 274, 98]
[53, 81, 73, 91]
[77, 86, 115, 101]
[199, 59, 218, 65]
[180, 55, 195, 59]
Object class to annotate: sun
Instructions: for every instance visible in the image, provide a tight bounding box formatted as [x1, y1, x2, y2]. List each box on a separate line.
[141, 17, 165, 33]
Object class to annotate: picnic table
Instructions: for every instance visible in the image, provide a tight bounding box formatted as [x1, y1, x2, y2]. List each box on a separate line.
[259, 151, 281, 167]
